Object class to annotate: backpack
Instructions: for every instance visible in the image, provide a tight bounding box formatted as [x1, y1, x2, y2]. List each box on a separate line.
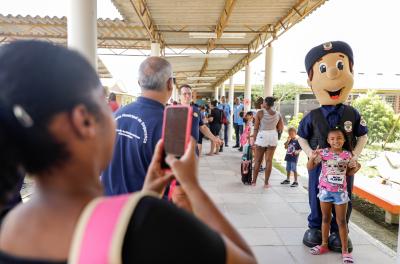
[221, 105, 228, 124]
[240, 144, 252, 185]
[68, 191, 156, 264]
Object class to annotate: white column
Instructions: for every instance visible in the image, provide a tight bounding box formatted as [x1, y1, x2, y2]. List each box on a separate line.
[264, 45, 273, 97]
[221, 84, 226, 99]
[294, 93, 300, 116]
[228, 76, 234, 143]
[214, 86, 219, 100]
[172, 84, 177, 101]
[68, 0, 97, 68]
[244, 64, 252, 112]
[151, 42, 161, 57]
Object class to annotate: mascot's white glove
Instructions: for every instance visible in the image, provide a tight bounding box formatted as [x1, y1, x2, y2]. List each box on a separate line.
[349, 134, 368, 168]
[298, 137, 322, 163]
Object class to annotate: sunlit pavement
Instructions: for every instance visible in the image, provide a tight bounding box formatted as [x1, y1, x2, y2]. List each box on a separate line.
[199, 140, 396, 263]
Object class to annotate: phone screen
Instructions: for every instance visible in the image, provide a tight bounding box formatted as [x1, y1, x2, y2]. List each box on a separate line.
[163, 107, 189, 157]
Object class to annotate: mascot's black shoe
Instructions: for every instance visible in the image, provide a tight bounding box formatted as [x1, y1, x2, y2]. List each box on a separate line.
[328, 232, 353, 253]
[302, 228, 322, 248]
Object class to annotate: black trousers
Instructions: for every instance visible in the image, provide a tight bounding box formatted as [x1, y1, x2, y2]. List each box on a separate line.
[233, 123, 243, 146]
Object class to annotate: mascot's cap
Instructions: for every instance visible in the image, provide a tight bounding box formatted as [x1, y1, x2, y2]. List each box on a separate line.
[305, 41, 353, 74]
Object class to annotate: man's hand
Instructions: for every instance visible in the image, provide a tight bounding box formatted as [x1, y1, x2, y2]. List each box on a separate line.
[212, 136, 223, 146]
[142, 140, 173, 197]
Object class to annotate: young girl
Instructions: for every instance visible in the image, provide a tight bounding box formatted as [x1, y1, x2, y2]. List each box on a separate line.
[240, 111, 254, 148]
[307, 127, 360, 264]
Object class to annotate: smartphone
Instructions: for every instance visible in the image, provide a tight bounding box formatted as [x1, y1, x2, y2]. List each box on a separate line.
[161, 105, 193, 169]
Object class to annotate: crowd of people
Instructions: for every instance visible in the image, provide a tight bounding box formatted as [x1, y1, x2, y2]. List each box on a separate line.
[0, 41, 257, 264]
[0, 40, 362, 264]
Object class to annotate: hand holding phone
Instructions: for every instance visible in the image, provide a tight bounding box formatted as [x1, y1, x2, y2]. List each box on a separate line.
[161, 105, 193, 169]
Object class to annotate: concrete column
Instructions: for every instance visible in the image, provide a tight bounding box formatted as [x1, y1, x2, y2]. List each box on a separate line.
[221, 84, 226, 99]
[244, 64, 252, 112]
[67, 0, 97, 68]
[214, 86, 219, 100]
[294, 93, 300, 116]
[151, 42, 161, 57]
[264, 45, 273, 97]
[172, 84, 177, 101]
[228, 76, 234, 143]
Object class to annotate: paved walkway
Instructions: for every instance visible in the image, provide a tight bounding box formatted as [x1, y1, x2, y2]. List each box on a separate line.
[199, 141, 397, 263]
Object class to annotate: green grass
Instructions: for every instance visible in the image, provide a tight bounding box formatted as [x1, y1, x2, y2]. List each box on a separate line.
[272, 159, 286, 175]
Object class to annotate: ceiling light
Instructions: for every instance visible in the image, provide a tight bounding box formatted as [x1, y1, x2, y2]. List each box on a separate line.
[188, 53, 229, 58]
[189, 83, 211, 86]
[189, 32, 246, 39]
[187, 76, 216, 80]
[189, 32, 217, 38]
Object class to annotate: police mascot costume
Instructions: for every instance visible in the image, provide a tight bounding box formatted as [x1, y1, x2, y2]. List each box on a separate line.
[297, 41, 368, 252]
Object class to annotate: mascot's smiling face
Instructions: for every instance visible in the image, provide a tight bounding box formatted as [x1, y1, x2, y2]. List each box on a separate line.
[308, 52, 354, 105]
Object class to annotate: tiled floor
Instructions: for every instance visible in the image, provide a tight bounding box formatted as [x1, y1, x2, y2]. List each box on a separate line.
[199, 141, 397, 264]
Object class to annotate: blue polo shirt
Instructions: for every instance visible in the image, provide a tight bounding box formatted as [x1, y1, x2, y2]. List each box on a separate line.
[191, 105, 203, 141]
[218, 103, 231, 121]
[298, 104, 368, 140]
[233, 103, 244, 125]
[102, 97, 164, 196]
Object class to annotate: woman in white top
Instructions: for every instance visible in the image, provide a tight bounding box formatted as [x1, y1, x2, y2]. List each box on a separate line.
[252, 97, 284, 188]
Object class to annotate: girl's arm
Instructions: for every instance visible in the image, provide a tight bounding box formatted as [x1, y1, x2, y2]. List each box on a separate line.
[347, 161, 361, 176]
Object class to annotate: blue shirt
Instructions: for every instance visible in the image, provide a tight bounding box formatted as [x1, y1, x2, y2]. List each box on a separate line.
[102, 97, 164, 196]
[218, 103, 231, 121]
[285, 139, 302, 162]
[191, 105, 204, 141]
[233, 103, 244, 125]
[298, 104, 368, 140]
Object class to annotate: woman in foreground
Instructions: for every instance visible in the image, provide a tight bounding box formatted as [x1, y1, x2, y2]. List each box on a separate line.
[0, 41, 256, 264]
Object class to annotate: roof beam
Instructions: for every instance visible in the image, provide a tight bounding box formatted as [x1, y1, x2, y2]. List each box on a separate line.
[128, 0, 165, 51]
[213, 0, 327, 88]
[199, 0, 237, 77]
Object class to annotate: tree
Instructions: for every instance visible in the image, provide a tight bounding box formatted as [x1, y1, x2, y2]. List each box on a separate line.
[288, 113, 304, 129]
[273, 83, 304, 102]
[250, 83, 306, 109]
[352, 91, 400, 144]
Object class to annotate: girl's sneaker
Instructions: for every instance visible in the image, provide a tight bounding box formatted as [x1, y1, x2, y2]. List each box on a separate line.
[290, 182, 299, 187]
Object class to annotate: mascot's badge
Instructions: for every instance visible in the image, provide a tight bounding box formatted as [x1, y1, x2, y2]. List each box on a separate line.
[360, 117, 367, 127]
[344, 121, 353, 133]
[193, 112, 199, 118]
[323, 42, 333, 51]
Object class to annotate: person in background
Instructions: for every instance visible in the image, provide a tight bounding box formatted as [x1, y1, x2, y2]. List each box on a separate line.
[179, 85, 222, 150]
[108, 92, 119, 112]
[0, 40, 256, 264]
[240, 112, 254, 149]
[252, 97, 284, 188]
[207, 100, 223, 155]
[102, 56, 173, 196]
[198, 105, 208, 155]
[232, 97, 244, 149]
[281, 127, 302, 187]
[218, 96, 231, 148]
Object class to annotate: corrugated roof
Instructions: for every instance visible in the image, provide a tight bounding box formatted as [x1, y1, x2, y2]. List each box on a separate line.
[111, 0, 327, 89]
[0, 0, 327, 90]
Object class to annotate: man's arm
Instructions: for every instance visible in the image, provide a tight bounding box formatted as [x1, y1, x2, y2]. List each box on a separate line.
[200, 125, 222, 145]
[298, 137, 313, 158]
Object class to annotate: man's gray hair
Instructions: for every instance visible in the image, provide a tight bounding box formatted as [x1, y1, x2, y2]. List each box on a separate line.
[138, 57, 172, 91]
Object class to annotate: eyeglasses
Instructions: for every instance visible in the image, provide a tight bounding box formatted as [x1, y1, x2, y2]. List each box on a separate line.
[169, 77, 176, 85]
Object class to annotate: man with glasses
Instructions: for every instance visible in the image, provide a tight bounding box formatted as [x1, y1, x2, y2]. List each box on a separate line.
[179, 84, 222, 153]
